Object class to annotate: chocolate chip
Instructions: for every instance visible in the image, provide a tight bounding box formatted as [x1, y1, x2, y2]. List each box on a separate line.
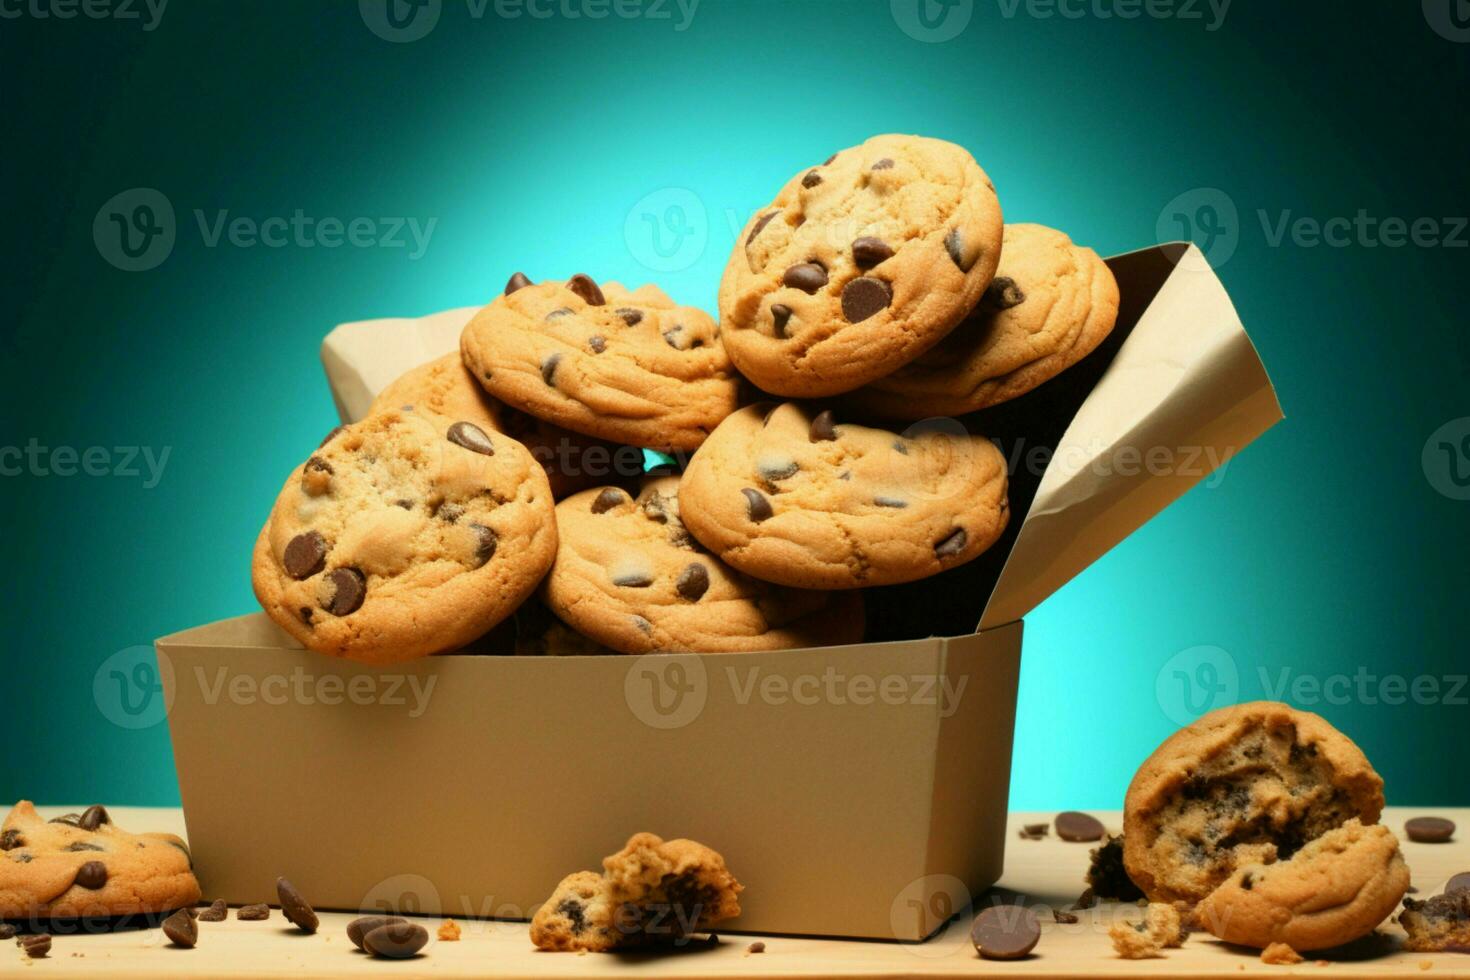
[75, 860, 108, 890]
[64, 842, 103, 852]
[588, 335, 606, 353]
[318, 426, 346, 448]
[541, 353, 562, 386]
[771, 303, 792, 338]
[0, 830, 22, 850]
[747, 210, 779, 245]
[613, 570, 653, 588]
[505, 271, 533, 295]
[1240, 871, 1254, 890]
[782, 263, 828, 294]
[841, 276, 891, 322]
[545, 307, 573, 320]
[50, 813, 81, 827]
[566, 273, 605, 306]
[871, 158, 894, 171]
[892, 440, 909, 455]
[801, 169, 822, 188]
[970, 905, 1039, 960]
[874, 496, 908, 508]
[945, 228, 975, 272]
[662, 327, 686, 350]
[851, 237, 894, 268]
[1053, 908, 1079, 924]
[11, 854, 31, 863]
[809, 410, 837, 442]
[631, 615, 653, 636]
[935, 528, 968, 558]
[363, 921, 429, 959]
[322, 568, 366, 617]
[1447, 872, 1470, 894]
[436, 502, 464, 523]
[393, 499, 413, 510]
[758, 459, 798, 481]
[1406, 816, 1456, 844]
[163, 909, 198, 948]
[447, 421, 495, 456]
[591, 488, 627, 514]
[981, 275, 1026, 310]
[283, 531, 327, 580]
[347, 916, 410, 950]
[642, 493, 670, 523]
[676, 563, 710, 601]
[469, 524, 497, 566]
[742, 488, 773, 522]
[747, 940, 766, 953]
[276, 877, 318, 934]
[1023, 823, 1048, 836]
[824, 152, 837, 165]
[304, 455, 334, 476]
[1055, 811, 1106, 842]
[198, 900, 228, 922]
[608, 307, 640, 326]
[19, 934, 50, 958]
[237, 904, 270, 921]
[0, 924, 15, 939]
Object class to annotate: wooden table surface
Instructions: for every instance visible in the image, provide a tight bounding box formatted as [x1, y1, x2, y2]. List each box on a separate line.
[4, 806, 1466, 979]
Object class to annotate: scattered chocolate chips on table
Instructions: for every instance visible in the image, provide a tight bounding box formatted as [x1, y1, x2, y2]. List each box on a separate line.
[1446, 871, 1470, 894]
[970, 905, 1040, 961]
[347, 915, 410, 951]
[1052, 908, 1079, 924]
[162, 909, 198, 948]
[276, 877, 319, 933]
[197, 899, 228, 922]
[0, 924, 16, 940]
[362, 921, 430, 959]
[1405, 816, 1456, 843]
[746, 940, 766, 954]
[1054, 810, 1106, 842]
[19, 934, 51, 958]
[237, 903, 270, 921]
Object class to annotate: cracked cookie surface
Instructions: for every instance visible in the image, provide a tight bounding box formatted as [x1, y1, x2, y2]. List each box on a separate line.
[461, 273, 739, 451]
[542, 475, 864, 654]
[1123, 701, 1386, 904]
[1193, 819, 1409, 951]
[0, 802, 200, 920]
[718, 134, 1003, 397]
[252, 409, 557, 663]
[677, 402, 1009, 589]
[850, 223, 1120, 419]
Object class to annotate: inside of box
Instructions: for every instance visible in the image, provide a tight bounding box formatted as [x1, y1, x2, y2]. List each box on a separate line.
[863, 244, 1186, 643]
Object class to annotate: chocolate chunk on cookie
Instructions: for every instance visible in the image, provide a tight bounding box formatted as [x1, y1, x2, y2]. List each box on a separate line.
[0, 801, 200, 920]
[1123, 702, 1386, 904]
[678, 403, 1009, 589]
[461, 275, 738, 451]
[850, 223, 1120, 419]
[251, 410, 557, 663]
[541, 475, 864, 654]
[1194, 819, 1409, 951]
[719, 134, 1003, 397]
[1399, 888, 1470, 952]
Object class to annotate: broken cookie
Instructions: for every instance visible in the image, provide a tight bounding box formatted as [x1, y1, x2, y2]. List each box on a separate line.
[1399, 889, 1470, 952]
[1108, 901, 1187, 959]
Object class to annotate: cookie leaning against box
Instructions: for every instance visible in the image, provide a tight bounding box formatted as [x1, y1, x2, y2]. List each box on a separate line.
[848, 223, 1121, 419]
[542, 475, 865, 654]
[0, 802, 200, 920]
[251, 410, 557, 663]
[719, 134, 1003, 398]
[677, 402, 1009, 589]
[461, 272, 740, 452]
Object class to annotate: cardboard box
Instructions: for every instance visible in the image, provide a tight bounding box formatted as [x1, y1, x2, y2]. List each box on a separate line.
[158, 242, 1282, 940]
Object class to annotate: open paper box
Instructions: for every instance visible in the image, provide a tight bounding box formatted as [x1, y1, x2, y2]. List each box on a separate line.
[158, 243, 1281, 941]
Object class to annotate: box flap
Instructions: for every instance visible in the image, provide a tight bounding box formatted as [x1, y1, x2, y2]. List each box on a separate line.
[321, 306, 479, 423]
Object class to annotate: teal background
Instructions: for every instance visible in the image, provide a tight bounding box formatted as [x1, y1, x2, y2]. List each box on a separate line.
[1, 1, 1466, 808]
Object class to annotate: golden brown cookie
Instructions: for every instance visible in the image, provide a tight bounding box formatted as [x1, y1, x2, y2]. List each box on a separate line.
[368, 351, 504, 433]
[1123, 702, 1386, 904]
[1108, 902, 1187, 959]
[848, 223, 1120, 419]
[0, 802, 200, 920]
[1193, 819, 1409, 951]
[461, 273, 739, 451]
[542, 475, 865, 654]
[719, 134, 1003, 397]
[1398, 889, 1470, 951]
[252, 410, 557, 663]
[677, 402, 1009, 588]
[530, 871, 623, 952]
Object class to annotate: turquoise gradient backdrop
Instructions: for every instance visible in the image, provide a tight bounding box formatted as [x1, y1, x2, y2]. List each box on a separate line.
[2, 1, 1466, 807]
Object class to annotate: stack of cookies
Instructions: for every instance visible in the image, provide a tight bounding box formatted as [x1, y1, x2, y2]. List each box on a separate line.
[252, 134, 1121, 662]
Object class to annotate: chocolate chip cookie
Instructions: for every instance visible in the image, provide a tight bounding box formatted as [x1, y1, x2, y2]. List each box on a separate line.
[1123, 702, 1387, 904]
[0, 802, 200, 920]
[460, 273, 739, 452]
[677, 402, 1009, 589]
[530, 833, 742, 952]
[1399, 889, 1470, 952]
[849, 223, 1120, 419]
[368, 351, 504, 433]
[542, 475, 864, 654]
[252, 409, 557, 663]
[718, 134, 1003, 397]
[1194, 819, 1409, 951]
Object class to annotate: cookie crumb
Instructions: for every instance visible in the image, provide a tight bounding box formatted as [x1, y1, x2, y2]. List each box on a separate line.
[198, 899, 228, 922]
[1053, 908, 1079, 924]
[437, 919, 461, 941]
[237, 903, 270, 921]
[746, 941, 765, 954]
[1108, 902, 1186, 959]
[1261, 942, 1304, 965]
[1419, 959, 1434, 971]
